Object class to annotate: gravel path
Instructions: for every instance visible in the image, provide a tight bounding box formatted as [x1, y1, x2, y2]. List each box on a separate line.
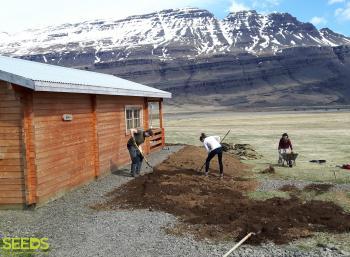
[0, 145, 349, 257]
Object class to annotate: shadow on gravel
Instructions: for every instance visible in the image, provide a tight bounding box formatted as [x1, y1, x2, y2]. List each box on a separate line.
[92, 146, 350, 245]
[111, 168, 132, 177]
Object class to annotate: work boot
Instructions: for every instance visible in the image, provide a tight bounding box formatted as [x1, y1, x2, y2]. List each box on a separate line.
[131, 163, 138, 177]
[131, 168, 139, 177]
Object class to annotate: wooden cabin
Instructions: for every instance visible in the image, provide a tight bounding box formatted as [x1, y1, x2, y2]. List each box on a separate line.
[0, 55, 171, 209]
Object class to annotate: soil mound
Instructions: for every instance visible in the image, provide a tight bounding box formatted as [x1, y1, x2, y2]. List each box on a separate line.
[154, 145, 250, 177]
[279, 185, 301, 193]
[222, 143, 263, 160]
[260, 165, 275, 174]
[304, 184, 334, 194]
[93, 146, 350, 245]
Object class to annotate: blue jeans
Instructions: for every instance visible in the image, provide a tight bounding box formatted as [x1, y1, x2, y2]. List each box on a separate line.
[127, 145, 143, 175]
[206, 147, 223, 174]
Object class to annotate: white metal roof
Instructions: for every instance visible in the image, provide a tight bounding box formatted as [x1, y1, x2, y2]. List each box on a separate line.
[0, 55, 171, 98]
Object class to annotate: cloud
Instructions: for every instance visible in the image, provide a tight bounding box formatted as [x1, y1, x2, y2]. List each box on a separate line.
[229, 0, 250, 12]
[228, 0, 282, 13]
[251, 0, 281, 13]
[252, 0, 281, 8]
[310, 16, 327, 26]
[328, 0, 345, 5]
[0, 0, 219, 32]
[334, 2, 350, 20]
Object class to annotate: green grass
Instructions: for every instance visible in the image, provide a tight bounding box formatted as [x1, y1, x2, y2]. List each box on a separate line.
[246, 186, 350, 251]
[292, 232, 350, 253]
[164, 110, 350, 248]
[249, 160, 350, 184]
[242, 188, 350, 251]
[245, 187, 350, 212]
[246, 190, 290, 200]
[298, 191, 350, 213]
[165, 111, 350, 184]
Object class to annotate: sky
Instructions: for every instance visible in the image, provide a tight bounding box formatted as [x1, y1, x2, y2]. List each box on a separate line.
[0, 0, 349, 36]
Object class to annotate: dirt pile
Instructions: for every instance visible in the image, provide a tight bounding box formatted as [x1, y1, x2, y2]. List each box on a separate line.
[279, 185, 301, 194]
[154, 145, 250, 177]
[221, 143, 263, 160]
[93, 146, 350, 245]
[304, 184, 334, 195]
[260, 165, 276, 174]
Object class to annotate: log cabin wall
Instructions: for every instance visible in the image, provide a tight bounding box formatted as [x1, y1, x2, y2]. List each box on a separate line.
[30, 93, 150, 204]
[0, 87, 154, 207]
[0, 82, 25, 207]
[20, 88, 37, 205]
[96, 96, 149, 175]
[0, 56, 169, 208]
[32, 92, 96, 204]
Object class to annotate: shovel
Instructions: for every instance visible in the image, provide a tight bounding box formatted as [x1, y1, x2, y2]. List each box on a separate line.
[132, 138, 154, 169]
[222, 232, 255, 257]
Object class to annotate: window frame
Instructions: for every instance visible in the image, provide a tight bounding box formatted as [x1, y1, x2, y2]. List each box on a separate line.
[125, 105, 143, 133]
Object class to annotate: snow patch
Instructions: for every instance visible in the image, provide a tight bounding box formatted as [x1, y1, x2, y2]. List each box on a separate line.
[259, 16, 270, 49]
[0, 9, 349, 58]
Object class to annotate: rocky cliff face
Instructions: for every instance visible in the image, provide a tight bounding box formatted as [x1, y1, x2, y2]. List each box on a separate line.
[1, 8, 350, 108]
[94, 45, 350, 107]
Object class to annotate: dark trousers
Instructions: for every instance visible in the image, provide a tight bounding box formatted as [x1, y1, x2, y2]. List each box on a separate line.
[127, 145, 143, 175]
[206, 147, 223, 174]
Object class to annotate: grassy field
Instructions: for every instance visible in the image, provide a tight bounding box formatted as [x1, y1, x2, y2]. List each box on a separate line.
[164, 111, 350, 183]
[163, 110, 350, 251]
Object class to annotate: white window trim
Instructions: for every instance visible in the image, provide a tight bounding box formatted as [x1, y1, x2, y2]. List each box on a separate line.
[125, 105, 143, 133]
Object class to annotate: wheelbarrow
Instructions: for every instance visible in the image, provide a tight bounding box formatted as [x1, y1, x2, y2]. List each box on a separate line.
[279, 152, 298, 167]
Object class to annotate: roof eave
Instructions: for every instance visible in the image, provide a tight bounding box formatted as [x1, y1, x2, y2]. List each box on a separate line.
[34, 81, 172, 98]
[0, 71, 35, 90]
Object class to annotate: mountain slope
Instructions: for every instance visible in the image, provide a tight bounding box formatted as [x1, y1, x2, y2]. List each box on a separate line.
[1, 8, 350, 59]
[1, 8, 350, 108]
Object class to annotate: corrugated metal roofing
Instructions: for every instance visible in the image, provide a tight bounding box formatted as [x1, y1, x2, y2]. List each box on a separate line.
[0, 55, 171, 98]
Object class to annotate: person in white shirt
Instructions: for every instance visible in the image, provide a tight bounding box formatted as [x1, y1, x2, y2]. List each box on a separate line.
[199, 133, 224, 178]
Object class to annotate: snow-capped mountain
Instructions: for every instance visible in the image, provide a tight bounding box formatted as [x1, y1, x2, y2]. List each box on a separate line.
[1, 8, 349, 61]
[1, 8, 350, 108]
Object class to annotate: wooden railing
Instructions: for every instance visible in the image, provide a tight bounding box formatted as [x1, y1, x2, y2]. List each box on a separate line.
[149, 128, 165, 152]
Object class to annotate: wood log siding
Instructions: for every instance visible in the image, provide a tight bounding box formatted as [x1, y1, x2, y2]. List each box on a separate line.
[96, 96, 148, 175]
[32, 92, 95, 204]
[21, 90, 37, 205]
[0, 82, 25, 205]
[1, 82, 163, 207]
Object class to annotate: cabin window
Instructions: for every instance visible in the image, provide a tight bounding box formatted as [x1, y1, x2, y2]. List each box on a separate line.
[125, 106, 143, 130]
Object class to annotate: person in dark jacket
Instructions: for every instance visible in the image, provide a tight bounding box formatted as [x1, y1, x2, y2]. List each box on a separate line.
[127, 128, 153, 177]
[278, 133, 293, 166]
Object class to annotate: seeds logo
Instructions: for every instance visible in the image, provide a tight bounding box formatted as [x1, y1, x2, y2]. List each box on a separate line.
[0, 233, 50, 255]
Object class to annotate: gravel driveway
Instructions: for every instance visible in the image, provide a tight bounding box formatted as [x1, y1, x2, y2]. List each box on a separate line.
[0, 146, 349, 257]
